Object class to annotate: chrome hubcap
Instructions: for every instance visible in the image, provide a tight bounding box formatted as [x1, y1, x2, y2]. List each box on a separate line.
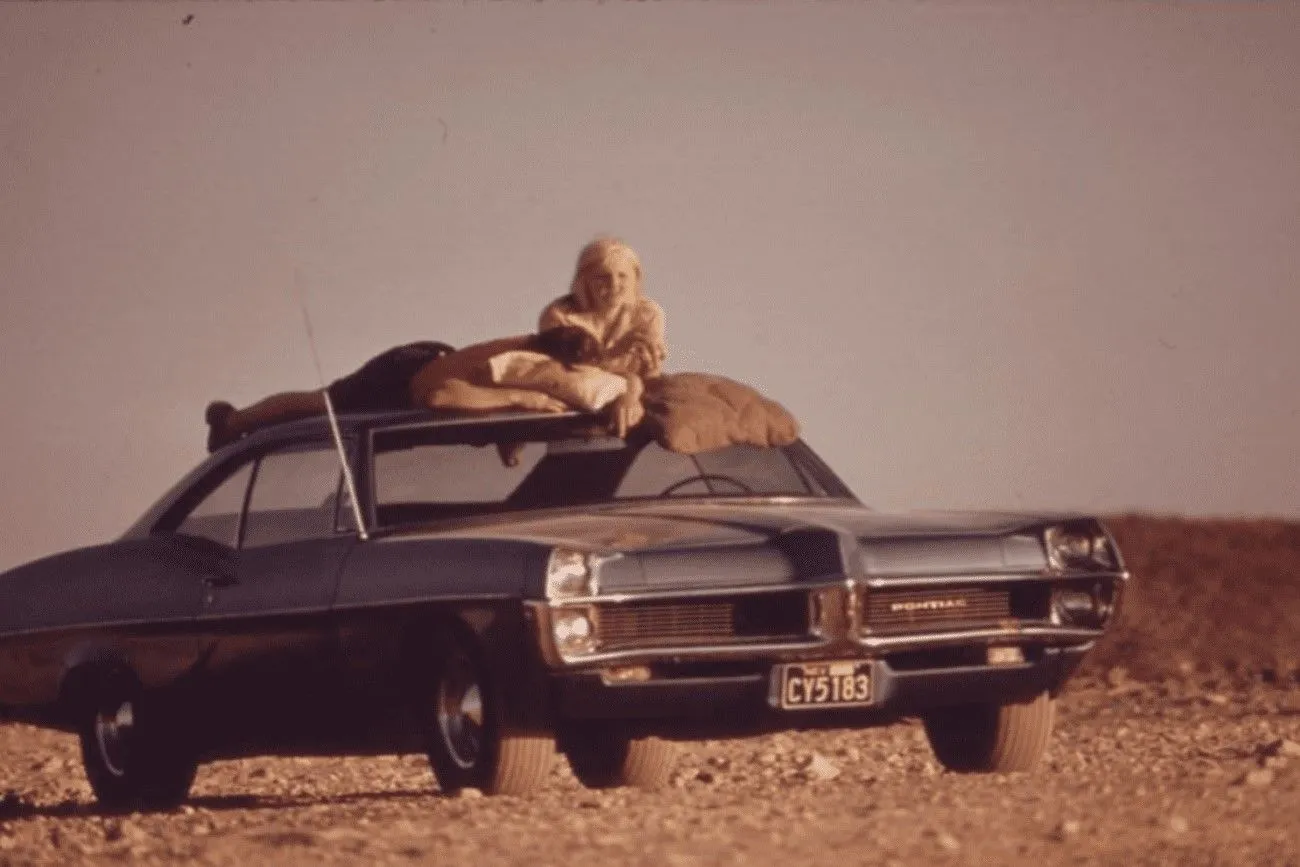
[95, 700, 135, 778]
[436, 655, 484, 770]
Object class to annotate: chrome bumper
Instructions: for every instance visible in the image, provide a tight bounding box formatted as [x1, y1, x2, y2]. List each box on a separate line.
[526, 596, 1107, 669]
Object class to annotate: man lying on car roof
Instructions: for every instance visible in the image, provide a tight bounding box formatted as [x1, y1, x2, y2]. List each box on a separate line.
[203, 326, 616, 452]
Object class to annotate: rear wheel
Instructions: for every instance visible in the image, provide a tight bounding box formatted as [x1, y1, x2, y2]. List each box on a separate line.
[420, 635, 554, 796]
[76, 671, 198, 810]
[922, 690, 1056, 773]
[563, 727, 678, 790]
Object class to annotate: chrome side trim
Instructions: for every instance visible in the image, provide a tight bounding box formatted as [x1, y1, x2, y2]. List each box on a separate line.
[551, 578, 845, 606]
[553, 639, 832, 668]
[856, 624, 1103, 651]
[859, 569, 1128, 588]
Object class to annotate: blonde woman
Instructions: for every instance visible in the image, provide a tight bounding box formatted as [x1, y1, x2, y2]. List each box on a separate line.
[539, 237, 667, 435]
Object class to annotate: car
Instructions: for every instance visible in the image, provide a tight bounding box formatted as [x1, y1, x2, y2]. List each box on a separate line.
[0, 408, 1128, 808]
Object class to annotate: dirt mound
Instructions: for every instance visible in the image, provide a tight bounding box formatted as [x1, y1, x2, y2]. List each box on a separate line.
[1084, 515, 1300, 682]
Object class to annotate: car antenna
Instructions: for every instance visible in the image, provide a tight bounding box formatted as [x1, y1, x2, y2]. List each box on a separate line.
[292, 270, 369, 541]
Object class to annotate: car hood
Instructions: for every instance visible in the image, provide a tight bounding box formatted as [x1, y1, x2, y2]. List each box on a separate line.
[393, 499, 1073, 591]
[407, 499, 1072, 551]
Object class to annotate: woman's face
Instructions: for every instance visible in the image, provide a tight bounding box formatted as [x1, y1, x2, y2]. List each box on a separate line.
[581, 250, 639, 312]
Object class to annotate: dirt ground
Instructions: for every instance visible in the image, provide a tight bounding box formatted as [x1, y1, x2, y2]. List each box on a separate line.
[2, 515, 1298, 866]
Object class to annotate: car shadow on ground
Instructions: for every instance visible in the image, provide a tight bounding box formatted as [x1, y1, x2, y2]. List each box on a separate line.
[0, 787, 440, 820]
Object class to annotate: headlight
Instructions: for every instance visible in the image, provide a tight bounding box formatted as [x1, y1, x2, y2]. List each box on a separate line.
[546, 548, 599, 599]
[1051, 581, 1118, 628]
[551, 607, 597, 656]
[1043, 524, 1116, 572]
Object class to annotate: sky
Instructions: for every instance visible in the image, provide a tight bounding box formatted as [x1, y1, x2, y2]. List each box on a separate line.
[1, 2, 1298, 571]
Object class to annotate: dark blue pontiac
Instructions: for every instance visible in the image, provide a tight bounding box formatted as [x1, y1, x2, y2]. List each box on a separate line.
[0, 409, 1127, 807]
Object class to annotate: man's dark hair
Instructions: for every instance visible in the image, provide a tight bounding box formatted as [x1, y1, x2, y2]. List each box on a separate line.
[530, 326, 601, 368]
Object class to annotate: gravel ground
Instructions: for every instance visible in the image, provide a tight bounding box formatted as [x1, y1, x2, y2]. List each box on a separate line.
[3, 515, 1299, 865]
[1, 674, 1298, 866]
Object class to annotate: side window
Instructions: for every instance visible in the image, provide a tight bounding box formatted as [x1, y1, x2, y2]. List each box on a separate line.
[176, 463, 254, 547]
[786, 450, 832, 497]
[242, 447, 346, 548]
[375, 443, 545, 506]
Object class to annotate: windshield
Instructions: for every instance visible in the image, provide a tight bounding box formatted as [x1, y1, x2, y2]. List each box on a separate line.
[368, 418, 844, 527]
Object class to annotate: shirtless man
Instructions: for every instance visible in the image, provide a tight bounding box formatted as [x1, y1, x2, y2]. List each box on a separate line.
[205, 327, 598, 452]
[409, 333, 580, 413]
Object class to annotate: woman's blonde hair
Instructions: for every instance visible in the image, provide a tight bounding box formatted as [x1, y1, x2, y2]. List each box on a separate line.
[570, 237, 643, 310]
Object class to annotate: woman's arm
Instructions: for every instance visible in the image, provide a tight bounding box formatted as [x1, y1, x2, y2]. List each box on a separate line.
[607, 372, 645, 438]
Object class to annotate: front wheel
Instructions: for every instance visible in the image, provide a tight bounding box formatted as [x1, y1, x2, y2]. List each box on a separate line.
[562, 727, 678, 790]
[76, 671, 198, 810]
[921, 690, 1056, 773]
[420, 635, 554, 796]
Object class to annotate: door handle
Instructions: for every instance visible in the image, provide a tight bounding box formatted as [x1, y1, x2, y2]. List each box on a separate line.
[203, 570, 239, 588]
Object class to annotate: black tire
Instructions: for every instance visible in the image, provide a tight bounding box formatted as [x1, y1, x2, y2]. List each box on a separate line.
[922, 690, 1055, 773]
[419, 635, 554, 796]
[76, 670, 198, 810]
[563, 727, 678, 790]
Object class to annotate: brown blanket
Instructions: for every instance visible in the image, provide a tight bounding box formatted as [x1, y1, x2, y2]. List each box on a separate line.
[641, 373, 800, 454]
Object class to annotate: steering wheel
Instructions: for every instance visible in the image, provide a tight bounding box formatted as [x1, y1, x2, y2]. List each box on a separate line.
[658, 474, 755, 497]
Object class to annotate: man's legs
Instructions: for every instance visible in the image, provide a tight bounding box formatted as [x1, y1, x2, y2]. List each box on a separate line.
[206, 391, 327, 451]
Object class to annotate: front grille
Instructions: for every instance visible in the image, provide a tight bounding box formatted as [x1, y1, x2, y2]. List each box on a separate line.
[863, 586, 1012, 635]
[595, 591, 809, 651]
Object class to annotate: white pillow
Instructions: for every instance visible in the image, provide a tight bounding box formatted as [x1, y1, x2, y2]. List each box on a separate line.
[487, 351, 627, 412]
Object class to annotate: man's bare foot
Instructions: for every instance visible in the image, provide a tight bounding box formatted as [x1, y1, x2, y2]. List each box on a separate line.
[204, 401, 237, 453]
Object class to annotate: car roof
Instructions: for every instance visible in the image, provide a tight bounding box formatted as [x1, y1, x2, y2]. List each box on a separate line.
[235, 407, 596, 449]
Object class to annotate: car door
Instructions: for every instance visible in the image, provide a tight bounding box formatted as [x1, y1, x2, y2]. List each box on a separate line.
[186, 441, 360, 744]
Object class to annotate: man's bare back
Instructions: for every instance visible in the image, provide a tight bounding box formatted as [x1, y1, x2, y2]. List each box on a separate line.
[408, 335, 569, 414]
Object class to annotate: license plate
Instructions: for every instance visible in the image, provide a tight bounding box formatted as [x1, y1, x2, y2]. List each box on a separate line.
[775, 660, 873, 710]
